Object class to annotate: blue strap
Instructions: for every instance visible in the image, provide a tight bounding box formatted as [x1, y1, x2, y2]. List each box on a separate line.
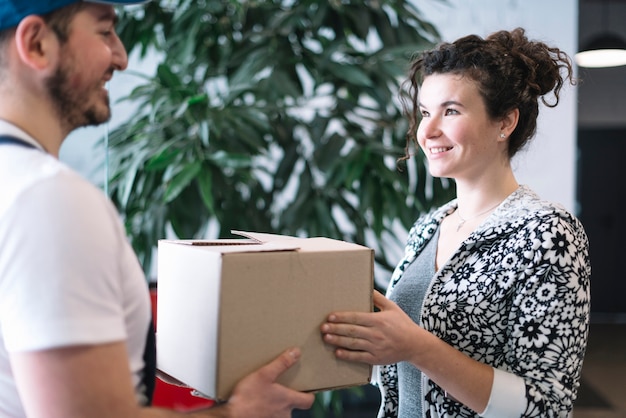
[0, 135, 37, 149]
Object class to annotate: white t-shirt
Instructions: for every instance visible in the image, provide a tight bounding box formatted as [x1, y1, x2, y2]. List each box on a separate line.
[0, 122, 151, 417]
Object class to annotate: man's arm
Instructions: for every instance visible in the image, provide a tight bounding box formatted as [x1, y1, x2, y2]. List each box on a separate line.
[11, 342, 313, 418]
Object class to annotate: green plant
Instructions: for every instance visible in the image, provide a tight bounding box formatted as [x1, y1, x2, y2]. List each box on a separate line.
[107, 0, 454, 280]
[107, 2, 454, 414]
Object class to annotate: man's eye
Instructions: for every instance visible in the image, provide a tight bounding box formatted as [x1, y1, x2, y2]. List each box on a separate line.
[100, 27, 115, 37]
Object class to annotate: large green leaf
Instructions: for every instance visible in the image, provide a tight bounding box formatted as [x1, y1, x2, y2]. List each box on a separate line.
[163, 161, 202, 203]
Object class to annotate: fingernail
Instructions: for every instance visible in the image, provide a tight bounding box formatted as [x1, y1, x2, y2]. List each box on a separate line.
[289, 348, 300, 358]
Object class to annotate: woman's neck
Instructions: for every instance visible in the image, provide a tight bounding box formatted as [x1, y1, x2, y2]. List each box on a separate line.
[454, 170, 519, 217]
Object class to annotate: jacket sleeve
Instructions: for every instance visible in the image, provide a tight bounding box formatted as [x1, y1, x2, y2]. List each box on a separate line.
[506, 212, 591, 417]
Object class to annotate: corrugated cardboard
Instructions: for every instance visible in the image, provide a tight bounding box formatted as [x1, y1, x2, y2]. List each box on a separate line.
[156, 231, 373, 401]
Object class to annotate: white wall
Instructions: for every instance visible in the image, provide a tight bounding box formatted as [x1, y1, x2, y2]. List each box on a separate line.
[413, 0, 579, 212]
[61, 0, 579, 213]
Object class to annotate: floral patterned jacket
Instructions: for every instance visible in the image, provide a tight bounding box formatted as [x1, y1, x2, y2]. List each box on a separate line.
[376, 185, 591, 418]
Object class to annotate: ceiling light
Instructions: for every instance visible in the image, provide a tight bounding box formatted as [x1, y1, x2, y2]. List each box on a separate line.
[576, 33, 626, 68]
[576, 0, 626, 68]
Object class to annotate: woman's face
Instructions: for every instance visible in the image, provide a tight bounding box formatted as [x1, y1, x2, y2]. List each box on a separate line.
[416, 73, 508, 181]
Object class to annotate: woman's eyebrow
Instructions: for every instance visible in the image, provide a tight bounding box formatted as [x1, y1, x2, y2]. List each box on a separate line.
[418, 100, 464, 108]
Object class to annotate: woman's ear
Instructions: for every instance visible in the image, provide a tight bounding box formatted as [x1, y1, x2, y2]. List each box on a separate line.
[499, 108, 520, 140]
[13, 15, 58, 71]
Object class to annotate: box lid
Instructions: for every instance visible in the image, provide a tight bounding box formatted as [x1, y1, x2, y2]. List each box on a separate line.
[158, 230, 302, 254]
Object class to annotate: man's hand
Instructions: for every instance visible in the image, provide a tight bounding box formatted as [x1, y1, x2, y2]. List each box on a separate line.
[221, 348, 314, 418]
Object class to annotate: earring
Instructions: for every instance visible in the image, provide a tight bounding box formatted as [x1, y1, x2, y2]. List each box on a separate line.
[500, 133, 506, 138]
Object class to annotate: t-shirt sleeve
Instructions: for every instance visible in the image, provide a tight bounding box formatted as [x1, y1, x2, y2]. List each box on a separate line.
[0, 171, 127, 352]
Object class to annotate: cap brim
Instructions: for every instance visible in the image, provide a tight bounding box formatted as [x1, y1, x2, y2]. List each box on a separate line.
[0, 0, 150, 33]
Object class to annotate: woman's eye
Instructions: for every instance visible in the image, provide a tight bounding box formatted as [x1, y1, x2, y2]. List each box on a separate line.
[445, 108, 459, 115]
[420, 110, 430, 117]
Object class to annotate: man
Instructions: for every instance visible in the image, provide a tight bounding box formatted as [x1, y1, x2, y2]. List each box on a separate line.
[0, 1, 314, 417]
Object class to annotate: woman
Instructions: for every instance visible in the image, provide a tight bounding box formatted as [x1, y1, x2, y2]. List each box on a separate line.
[321, 28, 590, 418]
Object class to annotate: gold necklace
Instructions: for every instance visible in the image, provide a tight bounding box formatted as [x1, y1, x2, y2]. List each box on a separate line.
[456, 202, 501, 232]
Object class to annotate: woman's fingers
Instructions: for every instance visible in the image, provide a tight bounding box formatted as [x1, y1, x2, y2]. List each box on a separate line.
[373, 290, 390, 310]
[334, 348, 377, 364]
[320, 290, 420, 366]
[325, 291, 395, 327]
[322, 327, 368, 350]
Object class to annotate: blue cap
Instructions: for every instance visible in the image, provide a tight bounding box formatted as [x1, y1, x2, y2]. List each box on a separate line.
[0, 1, 149, 32]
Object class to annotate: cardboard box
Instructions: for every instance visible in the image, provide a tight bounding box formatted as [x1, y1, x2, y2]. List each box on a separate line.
[156, 231, 373, 400]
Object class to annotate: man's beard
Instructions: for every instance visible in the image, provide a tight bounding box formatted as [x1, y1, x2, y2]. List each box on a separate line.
[45, 62, 112, 133]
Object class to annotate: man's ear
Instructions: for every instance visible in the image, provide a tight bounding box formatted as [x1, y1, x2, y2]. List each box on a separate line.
[13, 15, 58, 71]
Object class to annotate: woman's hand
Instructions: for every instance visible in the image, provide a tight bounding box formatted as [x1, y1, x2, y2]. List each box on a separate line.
[320, 290, 423, 366]
[320, 290, 494, 414]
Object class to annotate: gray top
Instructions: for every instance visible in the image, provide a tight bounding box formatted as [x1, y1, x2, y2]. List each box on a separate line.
[388, 228, 439, 418]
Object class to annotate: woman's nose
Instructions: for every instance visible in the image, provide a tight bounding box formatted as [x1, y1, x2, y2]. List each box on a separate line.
[419, 117, 442, 139]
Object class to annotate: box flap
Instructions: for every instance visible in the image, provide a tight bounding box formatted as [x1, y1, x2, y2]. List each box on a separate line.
[230, 230, 303, 243]
[158, 238, 300, 253]
[230, 231, 366, 252]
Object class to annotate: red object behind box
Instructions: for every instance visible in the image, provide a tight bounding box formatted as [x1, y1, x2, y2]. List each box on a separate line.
[150, 285, 215, 411]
